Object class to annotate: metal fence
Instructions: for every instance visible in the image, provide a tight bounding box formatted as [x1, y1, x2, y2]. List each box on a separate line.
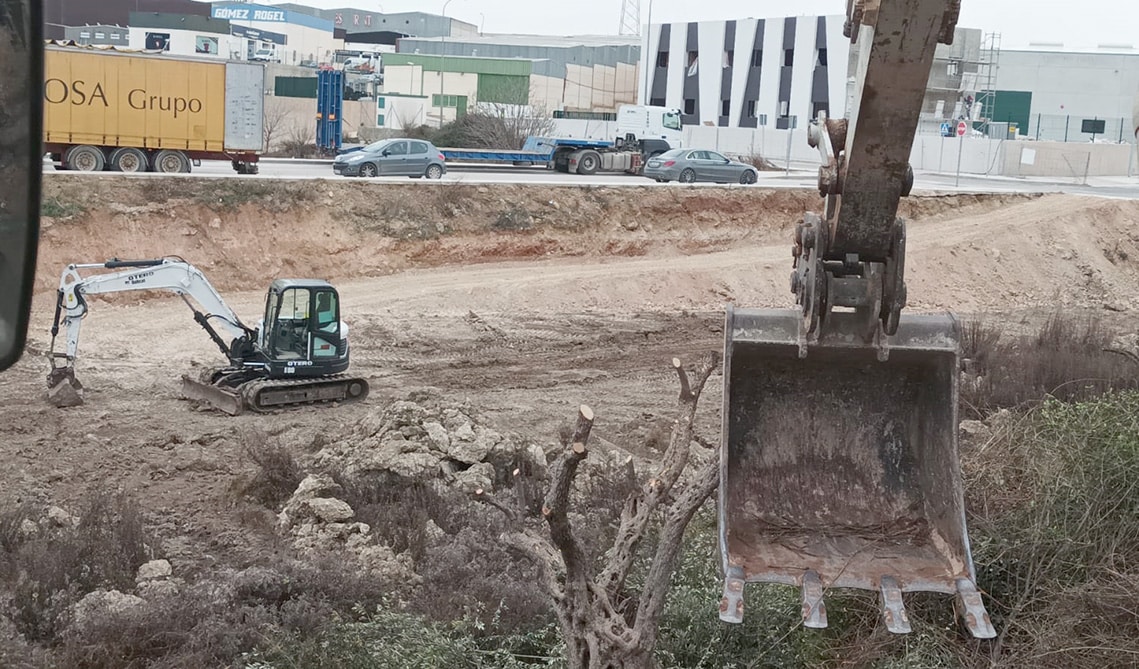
[1025, 114, 1133, 144]
[917, 114, 1134, 144]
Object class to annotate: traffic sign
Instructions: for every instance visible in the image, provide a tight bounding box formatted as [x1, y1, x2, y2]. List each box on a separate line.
[956, 120, 968, 137]
[940, 121, 951, 136]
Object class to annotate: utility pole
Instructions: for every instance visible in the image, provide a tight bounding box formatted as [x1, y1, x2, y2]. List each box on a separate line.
[641, 0, 653, 105]
[439, 0, 454, 128]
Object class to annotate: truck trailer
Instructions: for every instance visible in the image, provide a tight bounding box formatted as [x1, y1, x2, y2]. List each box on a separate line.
[439, 104, 684, 175]
[43, 43, 265, 174]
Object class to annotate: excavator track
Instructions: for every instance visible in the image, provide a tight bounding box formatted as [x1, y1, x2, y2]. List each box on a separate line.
[181, 367, 369, 415]
[238, 374, 370, 413]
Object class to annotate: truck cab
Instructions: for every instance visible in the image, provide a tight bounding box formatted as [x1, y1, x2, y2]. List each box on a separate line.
[615, 104, 684, 148]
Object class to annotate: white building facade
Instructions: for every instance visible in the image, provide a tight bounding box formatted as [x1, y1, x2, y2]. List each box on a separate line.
[209, 3, 341, 66]
[640, 15, 850, 129]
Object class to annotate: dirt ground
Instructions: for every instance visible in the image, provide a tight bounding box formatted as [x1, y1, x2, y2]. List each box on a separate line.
[7, 176, 1139, 578]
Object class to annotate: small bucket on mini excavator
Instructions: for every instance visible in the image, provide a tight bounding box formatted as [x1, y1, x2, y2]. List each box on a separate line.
[717, 307, 995, 638]
[46, 359, 85, 408]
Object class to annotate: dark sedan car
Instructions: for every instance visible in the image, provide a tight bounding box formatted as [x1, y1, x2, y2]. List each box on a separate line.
[333, 138, 447, 179]
[643, 148, 759, 184]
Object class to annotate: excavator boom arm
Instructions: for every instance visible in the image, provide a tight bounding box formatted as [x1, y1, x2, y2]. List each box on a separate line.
[52, 258, 253, 362]
[834, 0, 959, 258]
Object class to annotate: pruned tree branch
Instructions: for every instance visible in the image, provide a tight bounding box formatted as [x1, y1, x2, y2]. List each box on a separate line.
[599, 352, 720, 598]
[633, 454, 721, 647]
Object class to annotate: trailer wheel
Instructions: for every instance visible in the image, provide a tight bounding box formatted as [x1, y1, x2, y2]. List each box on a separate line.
[65, 145, 105, 172]
[109, 147, 149, 173]
[577, 150, 601, 175]
[152, 150, 190, 174]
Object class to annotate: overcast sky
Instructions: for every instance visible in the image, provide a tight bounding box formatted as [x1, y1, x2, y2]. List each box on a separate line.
[253, 0, 1137, 50]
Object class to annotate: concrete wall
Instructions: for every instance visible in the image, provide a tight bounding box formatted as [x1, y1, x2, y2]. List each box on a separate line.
[540, 119, 1136, 177]
[998, 50, 1139, 122]
[263, 95, 376, 150]
[999, 140, 1133, 178]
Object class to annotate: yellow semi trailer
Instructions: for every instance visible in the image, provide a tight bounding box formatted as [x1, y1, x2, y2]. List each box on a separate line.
[43, 43, 265, 174]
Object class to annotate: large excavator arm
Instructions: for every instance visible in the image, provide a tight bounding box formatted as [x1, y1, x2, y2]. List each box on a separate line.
[799, 0, 961, 341]
[47, 258, 257, 400]
[719, 0, 995, 640]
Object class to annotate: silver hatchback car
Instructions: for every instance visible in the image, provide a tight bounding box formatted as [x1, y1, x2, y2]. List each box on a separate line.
[333, 138, 448, 179]
[643, 148, 759, 184]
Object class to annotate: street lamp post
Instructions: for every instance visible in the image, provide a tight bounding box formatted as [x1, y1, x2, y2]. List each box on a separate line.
[439, 0, 454, 128]
[643, 0, 654, 105]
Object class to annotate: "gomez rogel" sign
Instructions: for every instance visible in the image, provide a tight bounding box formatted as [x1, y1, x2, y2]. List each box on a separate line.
[211, 6, 288, 22]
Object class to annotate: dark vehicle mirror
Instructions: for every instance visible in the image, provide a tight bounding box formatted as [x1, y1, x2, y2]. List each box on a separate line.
[381, 149, 390, 156]
[0, 0, 43, 372]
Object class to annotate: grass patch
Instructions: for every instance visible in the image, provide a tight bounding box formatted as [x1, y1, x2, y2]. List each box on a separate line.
[39, 196, 86, 219]
[960, 310, 1139, 417]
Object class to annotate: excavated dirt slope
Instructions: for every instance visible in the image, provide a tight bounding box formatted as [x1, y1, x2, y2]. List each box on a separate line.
[7, 175, 1139, 572]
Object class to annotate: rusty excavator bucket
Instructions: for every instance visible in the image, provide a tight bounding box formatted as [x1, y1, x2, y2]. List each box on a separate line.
[717, 307, 994, 638]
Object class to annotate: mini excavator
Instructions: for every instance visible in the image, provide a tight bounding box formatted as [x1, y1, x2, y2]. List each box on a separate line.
[46, 258, 369, 414]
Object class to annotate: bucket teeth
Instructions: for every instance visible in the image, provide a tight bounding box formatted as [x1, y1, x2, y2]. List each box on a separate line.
[879, 576, 911, 634]
[956, 578, 996, 639]
[718, 565, 746, 624]
[801, 570, 827, 629]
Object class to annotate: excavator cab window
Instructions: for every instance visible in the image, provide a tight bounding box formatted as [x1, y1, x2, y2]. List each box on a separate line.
[311, 290, 340, 358]
[266, 287, 312, 360]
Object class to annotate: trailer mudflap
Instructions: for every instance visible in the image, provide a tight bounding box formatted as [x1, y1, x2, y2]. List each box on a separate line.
[718, 306, 994, 638]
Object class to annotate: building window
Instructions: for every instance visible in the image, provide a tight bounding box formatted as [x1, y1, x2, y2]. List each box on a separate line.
[111, 33, 120, 39]
[687, 51, 697, 67]
[747, 100, 757, 118]
[947, 60, 961, 77]
[784, 49, 794, 67]
[758, 113, 768, 126]
[779, 100, 789, 117]
[722, 99, 731, 116]
[95, 32, 105, 39]
[657, 51, 668, 68]
[649, 97, 665, 106]
[724, 50, 734, 67]
[377, 97, 385, 109]
[811, 102, 830, 118]
[432, 94, 460, 108]
[752, 49, 762, 67]
[377, 114, 385, 126]
[683, 98, 695, 115]
[816, 48, 828, 67]
[79, 31, 90, 38]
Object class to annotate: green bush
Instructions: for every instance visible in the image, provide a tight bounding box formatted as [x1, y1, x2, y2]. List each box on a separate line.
[239, 600, 562, 669]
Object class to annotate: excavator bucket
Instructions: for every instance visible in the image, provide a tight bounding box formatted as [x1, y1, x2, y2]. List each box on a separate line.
[46, 365, 84, 408]
[717, 307, 995, 638]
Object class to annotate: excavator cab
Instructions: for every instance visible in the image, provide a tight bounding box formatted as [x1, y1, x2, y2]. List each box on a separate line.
[716, 0, 995, 640]
[260, 280, 350, 377]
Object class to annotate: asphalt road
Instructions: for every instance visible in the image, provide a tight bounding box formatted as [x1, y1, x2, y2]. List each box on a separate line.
[42, 157, 1139, 199]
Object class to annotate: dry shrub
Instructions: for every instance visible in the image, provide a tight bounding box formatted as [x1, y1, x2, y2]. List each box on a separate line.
[333, 471, 553, 634]
[960, 310, 1139, 417]
[741, 153, 779, 171]
[55, 557, 389, 668]
[3, 492, 153, 643]
[963, 391, 1139, 667]
[235, 431, 304, 509]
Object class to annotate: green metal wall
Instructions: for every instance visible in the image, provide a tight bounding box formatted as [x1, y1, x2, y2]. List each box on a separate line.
[275, 76, 317, 99]
[476, 74, 529, 105]
[986, 90, 1032, 131]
